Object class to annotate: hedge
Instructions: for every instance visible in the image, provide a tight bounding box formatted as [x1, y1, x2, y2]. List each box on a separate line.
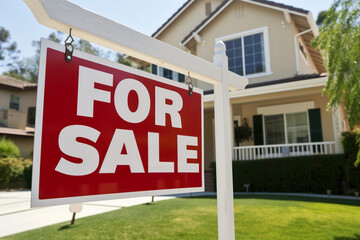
[211, 154, 360, 194]
[0, 157, 32, 189]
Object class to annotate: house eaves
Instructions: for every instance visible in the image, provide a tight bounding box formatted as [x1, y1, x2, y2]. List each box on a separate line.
[151, 0, 195, 38]
[0, 75, 37, 90]
[181, 0, 309, 46]
[0, 127, 35, 137]
[203, 75, 327, 103]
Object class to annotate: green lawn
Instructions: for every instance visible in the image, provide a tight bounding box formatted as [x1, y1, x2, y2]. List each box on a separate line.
[3, 195, 360, 240]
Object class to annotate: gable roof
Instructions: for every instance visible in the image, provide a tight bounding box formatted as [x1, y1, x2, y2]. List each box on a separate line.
[0, 75, 37, 90]
[151, 0, 194, 38]
[181, 0, 310, 45]
[152, 0, 309, 40]
[177, 0, 326, 73]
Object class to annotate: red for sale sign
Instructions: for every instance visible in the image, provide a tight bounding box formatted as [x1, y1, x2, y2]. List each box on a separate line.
[32, 39, 203, 207]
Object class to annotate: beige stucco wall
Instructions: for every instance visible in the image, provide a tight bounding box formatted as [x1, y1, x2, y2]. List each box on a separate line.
[0, 88, 37, 129]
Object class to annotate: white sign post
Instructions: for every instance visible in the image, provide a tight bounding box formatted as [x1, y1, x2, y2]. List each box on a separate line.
[24, 1, 248, 239]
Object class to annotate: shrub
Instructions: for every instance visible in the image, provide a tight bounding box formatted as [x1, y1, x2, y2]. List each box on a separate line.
[211, 154, 357, 194]
[342, 130, 360, 191]
[0, 136, 20, 158]
[0, 157, 32, 189]
[342, 130, 360, 166]
[23, 160, 32, 189]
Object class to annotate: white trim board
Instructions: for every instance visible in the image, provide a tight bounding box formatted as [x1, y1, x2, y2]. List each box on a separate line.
[257, 101, 315, 115]
[203, 76, 327, 103]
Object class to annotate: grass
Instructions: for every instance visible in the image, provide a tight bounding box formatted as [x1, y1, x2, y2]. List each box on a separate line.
[3, 195, 360, 240]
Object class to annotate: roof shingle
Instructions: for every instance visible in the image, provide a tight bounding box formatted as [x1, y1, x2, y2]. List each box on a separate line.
[0, 75, 37, 90]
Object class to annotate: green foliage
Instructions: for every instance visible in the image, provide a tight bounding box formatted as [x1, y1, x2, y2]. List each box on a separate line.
[0, 26, 19, 69]
[211, 154, 358, 194]
[316, 10, 328, 25]
[341, 131, 360, 189]
[0, 158, 32, 189]
[0, 137, 20, 158]
[23, 160, 32, 188]
[312, 0, 360, 128]
[234, 118, 252, 146]
[342, 130, 360, 165]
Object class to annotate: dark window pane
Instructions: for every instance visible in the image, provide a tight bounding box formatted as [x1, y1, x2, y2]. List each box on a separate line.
[255, 53, 263, 62]
[253, 33, 261, 43]
[234, 38, 242, 48]
[255, 63, 264, 73]
[227, 50, 234, 58]
[244, 35, 253, 45]
[163, 68, 172, 80]
[225, 41, 233, 49]
[245, 55, 254, 63]
[225, 38, 243, 77]
[254, 44, 262, 53]
[264, 114, 285, 144]
[246, 64, 255, 74]
[234, 47, 242, 56]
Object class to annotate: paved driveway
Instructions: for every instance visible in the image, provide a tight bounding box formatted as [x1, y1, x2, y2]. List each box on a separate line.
[0, 190, 175, 238]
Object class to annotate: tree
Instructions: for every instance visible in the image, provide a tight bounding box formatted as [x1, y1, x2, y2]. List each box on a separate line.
[4, 32, 112, 83]
[312, 0, 360, 129]
[0, 26, 19, 69]
[4, 32, 62, 83]
[316, 10, 328, 26]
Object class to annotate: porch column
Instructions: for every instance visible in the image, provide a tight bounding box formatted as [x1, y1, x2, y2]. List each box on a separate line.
[332, 105, 344, 153]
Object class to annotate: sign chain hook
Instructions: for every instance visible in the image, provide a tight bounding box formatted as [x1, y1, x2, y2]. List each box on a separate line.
[185, 72, 193, 96]
[64, 28, 74, 63]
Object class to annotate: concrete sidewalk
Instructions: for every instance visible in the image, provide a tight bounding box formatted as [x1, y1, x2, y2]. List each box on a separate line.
[0, 190, 175, 238]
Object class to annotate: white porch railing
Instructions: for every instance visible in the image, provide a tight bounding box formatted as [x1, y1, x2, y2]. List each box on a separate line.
[233, 142, 336, 161]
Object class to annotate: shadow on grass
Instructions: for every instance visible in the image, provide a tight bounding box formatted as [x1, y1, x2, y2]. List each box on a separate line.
[58, 224, 78, 231]
[144, 202, 157, 206]
[334, 234, 360, 240]
[179, 194, 360, 207]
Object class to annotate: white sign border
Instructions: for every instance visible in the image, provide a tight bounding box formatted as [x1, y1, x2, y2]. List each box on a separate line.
[32, 39, 204, 207]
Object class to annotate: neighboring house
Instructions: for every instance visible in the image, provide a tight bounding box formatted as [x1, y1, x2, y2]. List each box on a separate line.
[150, 0, 349, 174]
[0, 75, 37, 157]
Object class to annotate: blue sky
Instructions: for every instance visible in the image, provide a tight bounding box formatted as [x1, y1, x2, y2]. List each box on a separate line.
[0, 0, 334, 73]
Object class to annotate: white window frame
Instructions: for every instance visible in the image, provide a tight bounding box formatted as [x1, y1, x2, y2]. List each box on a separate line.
[215, 26, 272, 79]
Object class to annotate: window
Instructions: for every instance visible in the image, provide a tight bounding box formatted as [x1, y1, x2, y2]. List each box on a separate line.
[9, 95, 20, 111]
[286, 112, 309, 143]
[264, 112, 309, 145]
[264, 114, 285, 144]
[218, 27, 271, 78]
[151, 64, 185, 83]
[162, 68, 173, 80]
[27, 107, 36, 126]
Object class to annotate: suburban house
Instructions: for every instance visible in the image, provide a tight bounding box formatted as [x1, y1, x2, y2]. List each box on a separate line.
[0, 75, 37, 157]
[150, 0, 349, 178]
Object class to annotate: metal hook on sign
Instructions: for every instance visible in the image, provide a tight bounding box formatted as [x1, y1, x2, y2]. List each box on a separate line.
[186, 72, 193, 96]
[64, 28, 74, 63]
